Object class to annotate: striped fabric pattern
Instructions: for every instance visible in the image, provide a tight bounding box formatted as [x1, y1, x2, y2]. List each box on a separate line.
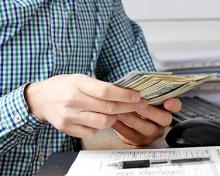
[0, 0, 155, 175]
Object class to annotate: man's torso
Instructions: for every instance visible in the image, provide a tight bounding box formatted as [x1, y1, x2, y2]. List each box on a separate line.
[0, 0, 114, 175]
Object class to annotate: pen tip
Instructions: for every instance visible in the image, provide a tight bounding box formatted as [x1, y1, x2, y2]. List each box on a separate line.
[107, 163, 121, 168]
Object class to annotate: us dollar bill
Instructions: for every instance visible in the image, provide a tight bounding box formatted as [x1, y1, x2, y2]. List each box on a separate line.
[114, 71, 215, 105]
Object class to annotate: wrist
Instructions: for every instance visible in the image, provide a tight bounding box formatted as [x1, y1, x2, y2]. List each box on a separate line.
[24, 82, 46, 122]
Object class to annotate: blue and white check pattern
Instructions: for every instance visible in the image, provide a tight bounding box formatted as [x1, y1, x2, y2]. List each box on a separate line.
[0, 0, 155, 175]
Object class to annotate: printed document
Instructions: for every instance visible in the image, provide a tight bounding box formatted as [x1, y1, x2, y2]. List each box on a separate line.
[66, 146, 220, 176]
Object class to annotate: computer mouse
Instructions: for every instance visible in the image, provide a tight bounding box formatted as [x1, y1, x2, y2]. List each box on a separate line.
[166, 118, 220, 147]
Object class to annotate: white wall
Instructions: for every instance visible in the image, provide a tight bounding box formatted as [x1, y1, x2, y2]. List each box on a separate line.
[122, 0, 220, 102]
[122, 0, 220, 20]
[122, 0, 220, 44]
[138, 21, 220, 43]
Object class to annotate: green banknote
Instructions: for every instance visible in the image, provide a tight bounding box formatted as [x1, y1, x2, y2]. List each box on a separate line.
[114, 72, 215, 105]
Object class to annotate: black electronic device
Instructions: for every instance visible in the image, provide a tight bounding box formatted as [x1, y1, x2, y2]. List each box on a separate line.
[166, 97, 220, 147]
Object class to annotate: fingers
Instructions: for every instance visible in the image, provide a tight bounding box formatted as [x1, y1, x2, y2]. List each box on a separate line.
[75, 92, 149, 115]
[112, 121, 163, 146]
[163, 98, 182, 113]
[51, 110, 116, 138]
[77, 75, 141, 103]
[53, 107, 117, 130]
[61, 124, 98, 139]
[137, 105, 173, 127]
[112, 121, 148, 146]
[76, 111, 117, 129]
[118, 113, 163, 138]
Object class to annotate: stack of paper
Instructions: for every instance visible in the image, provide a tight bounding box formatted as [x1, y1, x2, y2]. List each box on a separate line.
[150, 42, 220, 82]
[114, 71, 214, 104]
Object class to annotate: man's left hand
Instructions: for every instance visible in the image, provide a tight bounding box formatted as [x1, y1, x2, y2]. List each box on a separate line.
[112, 98, 182, 146]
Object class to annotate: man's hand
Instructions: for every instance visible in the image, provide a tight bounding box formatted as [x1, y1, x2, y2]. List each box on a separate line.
[25, 74, 147, 139]
[112, 98, 182, 146]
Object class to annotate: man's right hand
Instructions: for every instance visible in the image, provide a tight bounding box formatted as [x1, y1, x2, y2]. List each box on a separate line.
[25, 74, 147, 139]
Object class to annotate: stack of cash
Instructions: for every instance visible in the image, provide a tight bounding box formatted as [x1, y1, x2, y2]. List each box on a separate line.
[114, 71, 214, 105]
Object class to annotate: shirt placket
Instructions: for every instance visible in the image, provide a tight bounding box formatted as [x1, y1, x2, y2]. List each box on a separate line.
[50, 0, 67, 75]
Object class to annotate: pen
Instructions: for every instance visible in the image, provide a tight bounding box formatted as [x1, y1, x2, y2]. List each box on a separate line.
[108, 157, 211, 169]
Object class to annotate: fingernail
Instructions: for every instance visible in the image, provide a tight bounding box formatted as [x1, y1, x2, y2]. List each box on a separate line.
[166, 100, 174, 109]
[117, 114, 128, 123]
[132, 93, 141, 102]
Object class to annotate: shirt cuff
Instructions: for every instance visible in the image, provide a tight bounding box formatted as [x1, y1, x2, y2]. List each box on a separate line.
[0, 84, 47, 138]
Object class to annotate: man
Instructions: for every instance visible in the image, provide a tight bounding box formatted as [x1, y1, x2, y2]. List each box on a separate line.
[0, 0, 182, 175]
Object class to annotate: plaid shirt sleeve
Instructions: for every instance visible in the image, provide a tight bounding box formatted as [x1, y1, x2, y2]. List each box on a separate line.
[0, 1, 47, 154]
[0, 84, 47, 154]
[95, 0, 156, 82]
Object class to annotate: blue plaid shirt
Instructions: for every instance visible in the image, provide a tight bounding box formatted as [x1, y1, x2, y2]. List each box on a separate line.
[0, 0, 155, 175]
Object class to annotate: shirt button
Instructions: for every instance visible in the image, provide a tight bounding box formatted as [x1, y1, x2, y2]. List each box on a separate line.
[13, 114, 22, 123]
[39, 152, 45, 161]
[56, 43, 61, 53]
[26, 126, 34, 132]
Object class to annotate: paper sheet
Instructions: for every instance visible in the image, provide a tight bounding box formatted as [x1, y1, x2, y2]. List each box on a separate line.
[66, 147, 220, 176]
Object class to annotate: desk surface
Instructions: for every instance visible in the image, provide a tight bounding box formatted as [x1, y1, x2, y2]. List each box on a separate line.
[36, 152, 78, 176]
[37, 128, 170, 175]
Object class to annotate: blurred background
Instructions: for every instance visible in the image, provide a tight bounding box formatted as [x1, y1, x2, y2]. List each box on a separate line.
[123, 0, 220, 44]
[122, 0, 220, 103]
